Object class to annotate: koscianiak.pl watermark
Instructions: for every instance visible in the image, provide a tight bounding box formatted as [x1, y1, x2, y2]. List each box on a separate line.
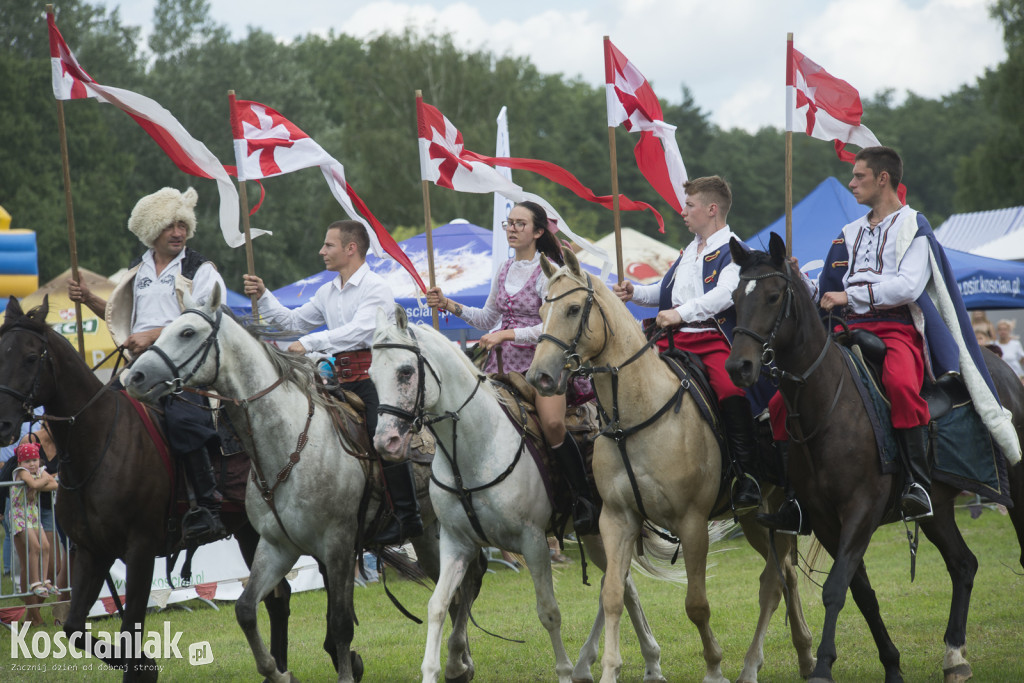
[7, 621, 214, 674]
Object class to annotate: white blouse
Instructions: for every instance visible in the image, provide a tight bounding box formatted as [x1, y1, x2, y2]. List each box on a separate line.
[458, 252, 547, 344]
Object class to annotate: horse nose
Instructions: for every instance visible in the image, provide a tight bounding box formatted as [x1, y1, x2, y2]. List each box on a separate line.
[725, 357, 755, 387]
[126, 369, 145, 389]
[526, 368, 556, 396]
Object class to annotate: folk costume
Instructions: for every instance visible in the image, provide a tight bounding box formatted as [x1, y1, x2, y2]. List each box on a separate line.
[254, 261, 421, 546]
[629, 226, 761, 510]
[765, 205, 1022, 527]
[453, 250, 598, 534]
[108, 187, 228, 545]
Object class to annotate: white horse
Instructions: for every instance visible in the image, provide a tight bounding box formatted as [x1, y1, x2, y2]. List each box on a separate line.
[372, 305, 697, 683]
[123, 286, 484, 683]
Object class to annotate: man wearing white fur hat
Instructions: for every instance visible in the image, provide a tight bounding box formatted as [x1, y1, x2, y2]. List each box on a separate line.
[69, 187, 228, 545]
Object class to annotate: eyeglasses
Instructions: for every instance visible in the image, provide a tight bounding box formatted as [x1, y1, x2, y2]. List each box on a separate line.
[501, 219, 530, 231]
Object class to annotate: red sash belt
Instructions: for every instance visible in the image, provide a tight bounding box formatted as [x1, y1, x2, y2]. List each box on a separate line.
[333, 349, 372, 383]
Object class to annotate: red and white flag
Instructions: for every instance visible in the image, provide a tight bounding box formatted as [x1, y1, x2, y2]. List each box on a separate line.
[418, 98, 666, 274]
[786, 43, 881, 162]
[604, 39, 688, 214]
[47, 12, 253, 248]
[230, 95, 425, 292]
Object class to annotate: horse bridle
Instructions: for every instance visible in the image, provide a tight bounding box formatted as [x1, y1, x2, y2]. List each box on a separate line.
[733, 263, 844, 443]
[0, 326, 51, 419]
[373, 328, 527, 545]
[146, 307, 223, 393]
[536, 272, 611, 377]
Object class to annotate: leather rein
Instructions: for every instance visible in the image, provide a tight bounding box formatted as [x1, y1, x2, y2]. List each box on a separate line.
[154, 307, 311, 548]
[733, 267, 845, 444]
[373, 326, 529, 546]
[537, 273, 683, 543]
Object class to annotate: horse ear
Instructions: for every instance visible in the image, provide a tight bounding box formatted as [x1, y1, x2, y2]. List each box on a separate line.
[26, 295, 49, 325]
[5, 296, 22, 318]
[563, 246, 582, 276]
[768, 232, 787, 267]
[729, 237, 752, 268]
[175, 275, 195, 312]
[540, 253, 558, 279]
[393, 303, 408, 330]
[209, 282, 223, 312]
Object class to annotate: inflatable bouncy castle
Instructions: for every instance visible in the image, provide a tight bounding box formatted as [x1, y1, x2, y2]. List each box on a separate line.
[0, 206, 39, 300]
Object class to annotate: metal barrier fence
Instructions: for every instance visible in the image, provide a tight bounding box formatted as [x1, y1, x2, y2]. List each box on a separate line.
[1, 480, 71, 613]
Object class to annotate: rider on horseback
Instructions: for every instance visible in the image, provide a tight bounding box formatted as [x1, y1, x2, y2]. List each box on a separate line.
[243, 220, 423, 546]
[760, 146, 1005, 532]
[613, 176, 762, 513]
[425, 201, 599, 536]
[68, 186, 229, 545]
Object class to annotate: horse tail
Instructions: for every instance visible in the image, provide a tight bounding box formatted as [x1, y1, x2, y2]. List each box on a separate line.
[801, 534, 829, 584]
[628, 520, 736, 584]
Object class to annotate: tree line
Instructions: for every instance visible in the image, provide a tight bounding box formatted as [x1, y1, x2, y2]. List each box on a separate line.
[2, 0, 1021, 289]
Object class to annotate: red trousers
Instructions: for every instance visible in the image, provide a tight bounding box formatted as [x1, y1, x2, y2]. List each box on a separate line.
[769, 320, 930, 440]
[657, 329, 744, 401]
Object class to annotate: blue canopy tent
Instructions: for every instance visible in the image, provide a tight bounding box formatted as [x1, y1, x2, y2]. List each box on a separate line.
[268, 221, 650, 342]
[746, 177, 1024, 310]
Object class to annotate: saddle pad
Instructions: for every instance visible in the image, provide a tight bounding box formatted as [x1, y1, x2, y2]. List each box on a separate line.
[844, 346, 1011, 504]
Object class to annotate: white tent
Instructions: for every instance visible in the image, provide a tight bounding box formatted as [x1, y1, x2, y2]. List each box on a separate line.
[575, 228, 679, 283]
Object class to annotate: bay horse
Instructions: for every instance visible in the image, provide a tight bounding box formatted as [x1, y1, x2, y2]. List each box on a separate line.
[371, 305, 697, 683]
[724, 232, 1024, 683]
[0, 296, 291, 681]
[524, 250, 816, 683]
[122, 285, 484, 683]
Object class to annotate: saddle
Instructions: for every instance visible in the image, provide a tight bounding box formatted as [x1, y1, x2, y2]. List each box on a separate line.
[837, 328, 971, 422]
[837, 330, 1011, 510]
[488, 371, 599, 518]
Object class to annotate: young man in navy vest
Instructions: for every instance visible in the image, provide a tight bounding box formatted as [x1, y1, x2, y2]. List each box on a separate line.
[613, 176, 761, 512]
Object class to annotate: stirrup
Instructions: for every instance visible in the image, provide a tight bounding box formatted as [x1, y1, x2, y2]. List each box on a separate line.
[181, 506, 228, 545]
[571, 498, 600, 536]
[731, 475, 762, 512]
[900, 483, 933, 521]
[757, 499, 807, 535]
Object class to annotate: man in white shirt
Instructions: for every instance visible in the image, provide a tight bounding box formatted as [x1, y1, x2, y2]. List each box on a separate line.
[68, 187, 229, 544]
[613, 176, 761, 512]
[244, 220, 421, 546]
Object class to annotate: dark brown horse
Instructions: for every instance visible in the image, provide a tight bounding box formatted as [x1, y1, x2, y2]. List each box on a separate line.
[724, 233, 1024, 683]
[0, 297, 291, 682]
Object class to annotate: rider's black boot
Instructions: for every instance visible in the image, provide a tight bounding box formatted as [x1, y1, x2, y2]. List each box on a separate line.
[896, 425, 933, 521]
[551, 433, 599, 536]
[756, 443, 810, 534]
[371, 461, 424, 546]
[182, 448, 228, 545]
[720, 396, 762, 512]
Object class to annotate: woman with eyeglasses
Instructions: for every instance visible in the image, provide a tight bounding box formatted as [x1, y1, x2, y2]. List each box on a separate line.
[426, 201, 598, 536]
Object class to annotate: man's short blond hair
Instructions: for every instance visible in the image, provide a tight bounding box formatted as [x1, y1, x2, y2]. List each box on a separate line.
[683, 176, 732, 217]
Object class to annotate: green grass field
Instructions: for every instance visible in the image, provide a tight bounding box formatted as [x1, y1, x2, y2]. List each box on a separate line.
[2, 504, 1022, 682]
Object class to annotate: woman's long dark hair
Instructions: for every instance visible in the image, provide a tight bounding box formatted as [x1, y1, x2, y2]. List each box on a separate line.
[516, 201, 565, 266]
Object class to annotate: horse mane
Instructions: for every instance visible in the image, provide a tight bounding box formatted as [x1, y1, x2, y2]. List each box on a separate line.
[221, 307, 329, 408]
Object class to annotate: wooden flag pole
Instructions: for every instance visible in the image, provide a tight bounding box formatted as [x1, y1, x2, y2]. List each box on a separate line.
[785, 33, 794, 259]
[604, 36, 625, 285]
[228, 91, 261, 315]
[51, 7, 87, 359]
[416, 90, 439, 330]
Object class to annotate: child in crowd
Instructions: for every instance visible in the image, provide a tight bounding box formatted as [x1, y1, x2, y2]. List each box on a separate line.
[9, 442, 59, 619]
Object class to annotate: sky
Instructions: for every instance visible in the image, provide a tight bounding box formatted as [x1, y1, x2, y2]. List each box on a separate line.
[93, 0, 1006, 132]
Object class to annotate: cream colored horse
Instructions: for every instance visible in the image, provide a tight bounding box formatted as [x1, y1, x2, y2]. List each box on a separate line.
[526, 250, 815, 683]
